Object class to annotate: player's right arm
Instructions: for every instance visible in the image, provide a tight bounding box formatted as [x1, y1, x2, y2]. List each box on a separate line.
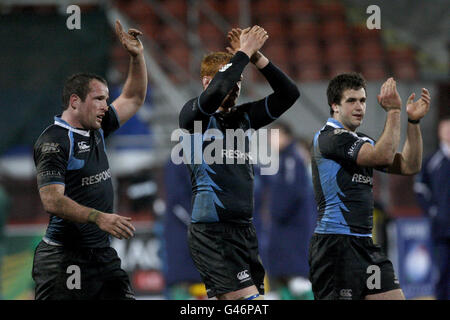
[38, 184, 135, 240]
[356, 78, 402, 167]
[34, 131, 134, 240]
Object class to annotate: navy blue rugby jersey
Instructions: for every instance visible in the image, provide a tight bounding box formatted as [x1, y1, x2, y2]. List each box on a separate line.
[311, 118, 379, 236]
[179, 53, 299, 224]
[33, 105, 120, 247]
[179, 101, 277, 224]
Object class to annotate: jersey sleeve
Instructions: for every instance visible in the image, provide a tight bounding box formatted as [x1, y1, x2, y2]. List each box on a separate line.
[318, 128, 369, 163]
[33, 130, 69, 189]
[179, 97, 211, 133]
[243, 62, 300, 130]
[101, 104, 121, 137]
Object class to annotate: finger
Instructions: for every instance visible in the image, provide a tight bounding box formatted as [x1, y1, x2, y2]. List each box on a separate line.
[117, 225, 133, 239]
[115, 223, 132, 239]
[421, 88, 431, 99]
[121, 219, 136, 232]
[388, 79, 396, 97]
[256, 27, 266, 37]
[112, 229, 123, 240]
[226, 47, 234, 54]
[128, 28, 143, 37]
[118, 216, 135, 231]
[407, 93, 415, 105]
[117, 229, 130, 240]
[232, 29, 240, 38]
[422, 96, 431, 105]
[387, 78, 394, 93]
[115, 20, 124, 40]
[380, 81, 387, 98]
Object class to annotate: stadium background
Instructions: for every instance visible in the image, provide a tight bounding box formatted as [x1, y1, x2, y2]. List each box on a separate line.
[0, 0, 448, 300]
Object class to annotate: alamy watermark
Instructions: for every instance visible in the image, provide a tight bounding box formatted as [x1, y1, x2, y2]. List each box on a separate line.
[170, 121, 279, 175]
[66, 264, 81, 290]
[366, 265, 381, 290]
[366, 5, 381, 30]
[66, 5, 81, 30]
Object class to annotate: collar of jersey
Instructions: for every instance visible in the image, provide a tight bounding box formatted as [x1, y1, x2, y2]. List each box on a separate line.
[326, 118, 344, 129]
[54, 116, 90, 137]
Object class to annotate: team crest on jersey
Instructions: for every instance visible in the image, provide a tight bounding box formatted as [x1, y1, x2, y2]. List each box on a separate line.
[333, 128, 348, 135]
[77, 141, 90, 153]
[41, 142, 60, 154]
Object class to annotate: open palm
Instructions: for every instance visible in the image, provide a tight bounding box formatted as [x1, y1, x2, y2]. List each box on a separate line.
[406, 88, 431, 121]
[115, 20, 143, 57]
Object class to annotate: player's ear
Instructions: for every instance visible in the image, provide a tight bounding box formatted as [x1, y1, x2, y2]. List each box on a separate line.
[202, 76, 212, 90]
[331, 103, 339, 114]
[69, 94, 81, 110]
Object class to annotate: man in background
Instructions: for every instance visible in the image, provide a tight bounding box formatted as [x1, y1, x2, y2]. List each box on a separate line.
[414, 115, 450, 300]
[162, 158, 204, 299]
[266, 121, 316, 300]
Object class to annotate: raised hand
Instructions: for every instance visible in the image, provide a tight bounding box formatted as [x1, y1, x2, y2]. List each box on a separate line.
[406, 88, 431, 121]
[377, 77, 402, 111]
[239, 25, 269, 59]
[226, 28, 242, 55]
[115, 20, 144, 57]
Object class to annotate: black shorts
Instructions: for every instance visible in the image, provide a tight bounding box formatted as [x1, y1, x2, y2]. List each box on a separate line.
[308, 233, 401, 300]
[32, 240, 135, 300]
[188, 222, 265, 298]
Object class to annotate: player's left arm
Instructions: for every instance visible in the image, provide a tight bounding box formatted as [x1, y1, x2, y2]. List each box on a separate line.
[387, 88, 431, 175]
[111, 20, 148, 126]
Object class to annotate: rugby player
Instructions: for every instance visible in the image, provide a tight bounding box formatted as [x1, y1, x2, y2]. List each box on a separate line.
[309, 73, 431, 299]
[178, 26, 300, 300]
[32, 20, 147, 300]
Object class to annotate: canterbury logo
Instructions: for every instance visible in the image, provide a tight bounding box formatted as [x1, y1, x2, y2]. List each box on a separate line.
[237, 270, 250, 281]
[339, 289, 352, 298]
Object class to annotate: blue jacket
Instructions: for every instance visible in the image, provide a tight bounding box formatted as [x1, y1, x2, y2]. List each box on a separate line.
[253, 166, 272, 266]
[266, 142, 317, 278]
[162, 159, 201, 286]
[414, 146, 450, 240]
